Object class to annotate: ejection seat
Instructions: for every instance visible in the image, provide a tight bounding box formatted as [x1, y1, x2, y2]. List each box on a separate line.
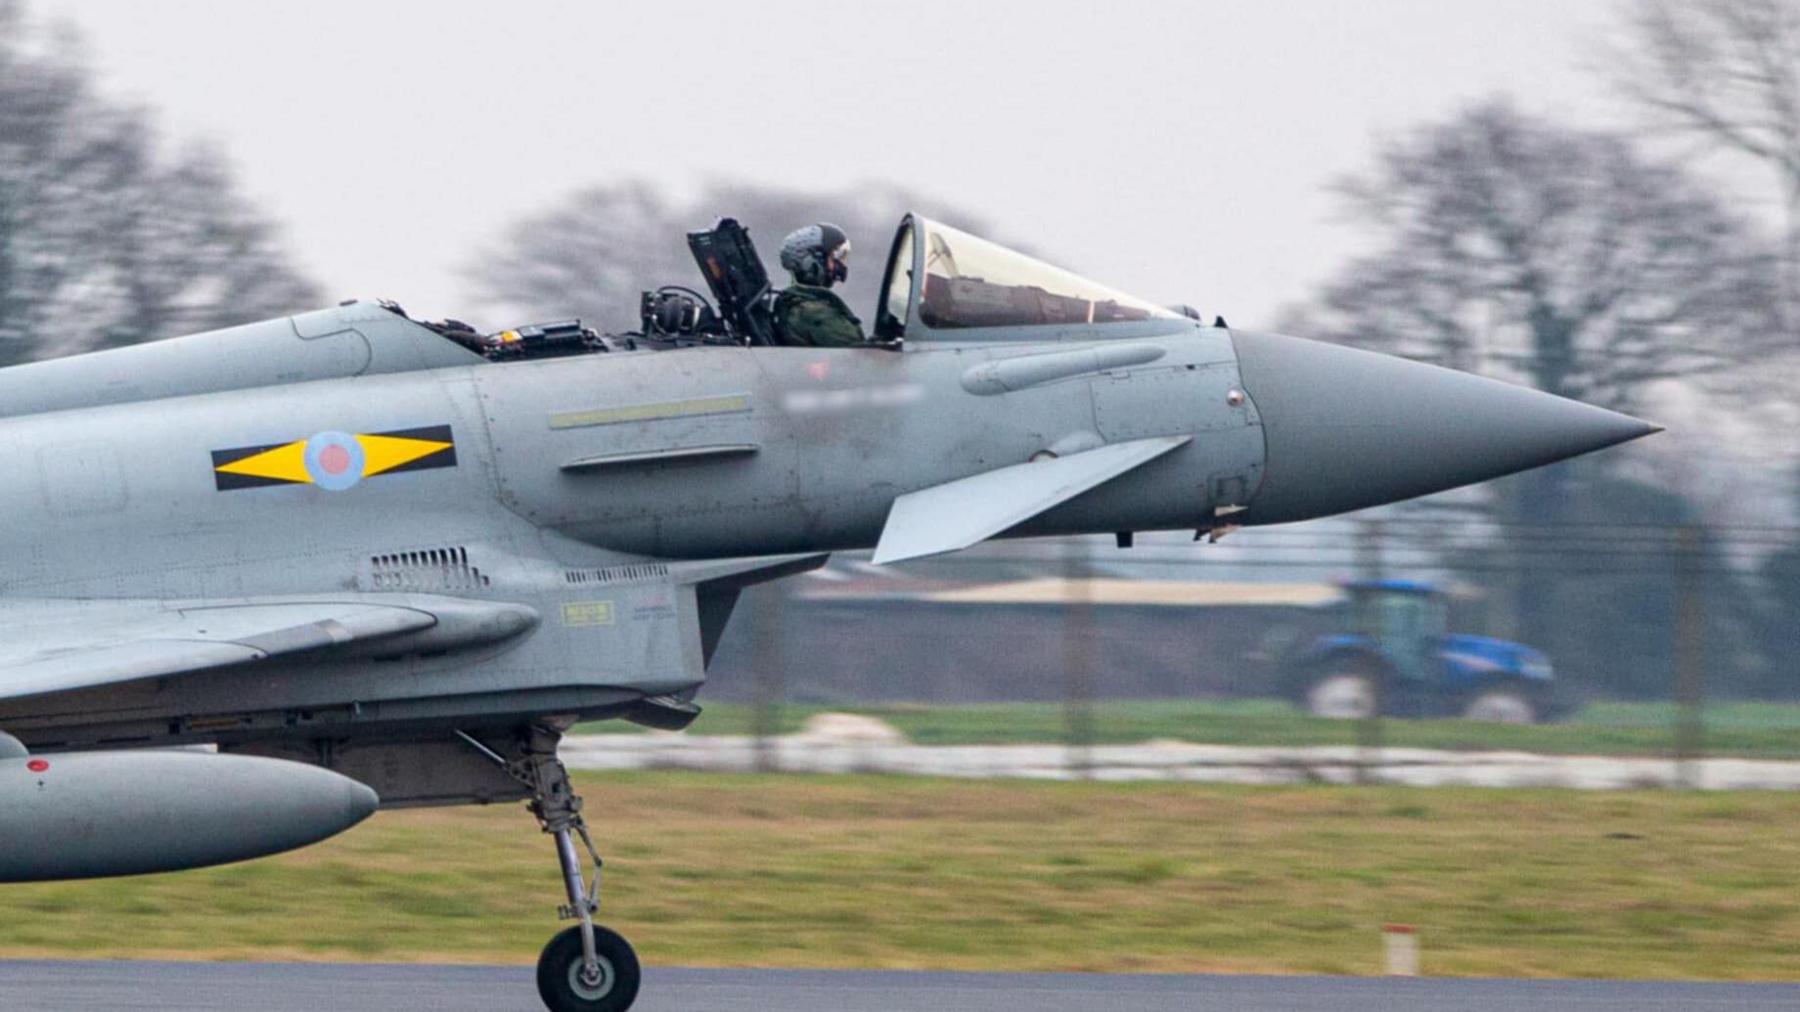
[686, 219, 781, 346]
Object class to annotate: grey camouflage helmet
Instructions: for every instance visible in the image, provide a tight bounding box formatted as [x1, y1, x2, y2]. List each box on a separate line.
[779, 223, 851, 286]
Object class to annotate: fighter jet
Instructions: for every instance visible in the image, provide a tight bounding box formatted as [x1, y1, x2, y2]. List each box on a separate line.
[0, 215, 1655, 1012]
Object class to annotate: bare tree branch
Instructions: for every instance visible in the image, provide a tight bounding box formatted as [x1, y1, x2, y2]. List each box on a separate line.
[0, 6, 318, 364]
[1603, 0, 1800, 307]
[1298, 101, 1781, 417]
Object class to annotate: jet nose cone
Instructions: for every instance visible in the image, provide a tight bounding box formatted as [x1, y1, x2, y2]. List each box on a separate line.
[1230, 330, 1660, 525]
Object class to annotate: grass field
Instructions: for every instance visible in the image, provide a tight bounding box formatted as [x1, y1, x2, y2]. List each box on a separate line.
[576, 699, 1800, 759]
[4, 773, 1800, 979]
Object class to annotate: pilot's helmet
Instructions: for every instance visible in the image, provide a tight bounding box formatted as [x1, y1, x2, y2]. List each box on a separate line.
[779, 223, 851, 287]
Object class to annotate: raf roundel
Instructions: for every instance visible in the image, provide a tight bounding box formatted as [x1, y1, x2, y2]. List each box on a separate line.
[303, 431, 367, 491]
[211, 425, 456, 492]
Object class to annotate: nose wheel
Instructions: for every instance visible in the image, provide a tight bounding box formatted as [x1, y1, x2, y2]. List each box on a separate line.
[538, 923, 640, 1011]
[458, 728, 643, 1012]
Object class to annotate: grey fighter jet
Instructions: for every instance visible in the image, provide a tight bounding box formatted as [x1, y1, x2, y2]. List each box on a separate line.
[0, 215, 1655, 1012]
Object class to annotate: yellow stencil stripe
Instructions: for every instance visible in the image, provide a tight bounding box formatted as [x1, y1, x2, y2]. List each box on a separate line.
[356, 433, 452, 476]
[213, 440, 310, 483]
[548, 394, 752, 431]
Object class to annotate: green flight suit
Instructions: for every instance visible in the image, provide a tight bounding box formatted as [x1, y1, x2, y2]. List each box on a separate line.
[773, 285, 864, 347]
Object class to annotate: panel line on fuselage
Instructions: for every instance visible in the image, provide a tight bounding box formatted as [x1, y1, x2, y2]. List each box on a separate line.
[547, 394, 753, 430]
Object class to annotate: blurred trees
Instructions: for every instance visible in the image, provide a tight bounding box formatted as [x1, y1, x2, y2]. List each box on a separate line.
[465, 181, 1003, 332]
[1304, 101, 1780, 411]
[1290, 101, 1783, 696]
[0, 1, 318, 366]
[1604, 0, 1800, 688]
[1605, 0, 1800, 313]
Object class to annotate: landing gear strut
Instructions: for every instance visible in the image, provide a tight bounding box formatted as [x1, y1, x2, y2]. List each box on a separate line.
[459, 728, 641, 1012]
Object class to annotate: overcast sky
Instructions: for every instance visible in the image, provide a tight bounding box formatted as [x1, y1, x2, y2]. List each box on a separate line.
[38, 0, 1632, 326]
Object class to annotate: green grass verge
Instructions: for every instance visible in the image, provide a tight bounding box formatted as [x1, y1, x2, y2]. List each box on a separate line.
[3, 773, 1799, 978]
[575, 699, 1800, 758]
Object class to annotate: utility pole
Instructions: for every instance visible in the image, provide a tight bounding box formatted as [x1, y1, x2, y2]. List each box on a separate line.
[1672, 526, 1705, 789]
[750, 585, 783, 774]
[1355, 517, 1387, 784]
[1063, 537, 1096, 779]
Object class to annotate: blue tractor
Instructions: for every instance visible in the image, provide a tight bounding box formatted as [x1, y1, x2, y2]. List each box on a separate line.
[1281, 579, 1558, 723]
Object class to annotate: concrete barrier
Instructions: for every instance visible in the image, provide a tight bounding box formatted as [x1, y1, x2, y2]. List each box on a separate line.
[557, 735, 1800, 790]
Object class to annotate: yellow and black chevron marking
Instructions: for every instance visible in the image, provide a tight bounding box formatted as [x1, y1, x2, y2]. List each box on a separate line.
[212, 425, 456, 491]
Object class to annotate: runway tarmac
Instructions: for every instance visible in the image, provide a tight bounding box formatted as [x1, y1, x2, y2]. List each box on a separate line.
[3, 961, 1797, 1011]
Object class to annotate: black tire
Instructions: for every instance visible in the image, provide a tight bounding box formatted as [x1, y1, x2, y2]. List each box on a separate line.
[1302, 668, 1380, 720]
[1461, 686, 1539, 724]
[536, 924, 641, 1012]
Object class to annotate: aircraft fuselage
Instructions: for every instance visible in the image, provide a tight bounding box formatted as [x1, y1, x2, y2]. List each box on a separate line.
[0, 317, 1259, 754]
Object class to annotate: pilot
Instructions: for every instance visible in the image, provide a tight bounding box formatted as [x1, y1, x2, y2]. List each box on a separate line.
[774, 223, 866, 347]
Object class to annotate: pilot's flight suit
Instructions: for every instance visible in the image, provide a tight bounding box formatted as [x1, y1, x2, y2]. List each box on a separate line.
[773, 285, 864, 347]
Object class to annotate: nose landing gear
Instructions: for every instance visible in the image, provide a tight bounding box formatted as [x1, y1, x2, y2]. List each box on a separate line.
[459, 728, 642, 1012]
[538, 922, 640, 1010]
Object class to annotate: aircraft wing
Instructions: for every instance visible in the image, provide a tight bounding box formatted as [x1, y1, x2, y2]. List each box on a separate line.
[872, 435, 1193, 564]
[0, 595, 537, 702]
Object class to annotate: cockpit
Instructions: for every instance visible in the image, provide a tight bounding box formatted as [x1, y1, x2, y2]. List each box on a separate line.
[410, 214, 1191, 361]
[876, 215, 1179, 339]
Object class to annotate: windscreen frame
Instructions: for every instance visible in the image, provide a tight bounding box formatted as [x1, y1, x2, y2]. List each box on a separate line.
[898, 215, 1192, 344]
[874, 215, 924, 341]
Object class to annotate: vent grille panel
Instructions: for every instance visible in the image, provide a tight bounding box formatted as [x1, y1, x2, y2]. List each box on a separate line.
[370, 546, 490, 590]
[564, 563, 670, 585]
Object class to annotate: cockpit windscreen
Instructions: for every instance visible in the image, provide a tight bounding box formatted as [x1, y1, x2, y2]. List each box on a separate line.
[915, 219, 1176, 330]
